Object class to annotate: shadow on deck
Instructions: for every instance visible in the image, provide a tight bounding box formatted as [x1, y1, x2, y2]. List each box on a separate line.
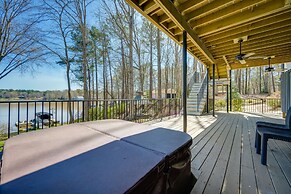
[148, 112, 291, 194]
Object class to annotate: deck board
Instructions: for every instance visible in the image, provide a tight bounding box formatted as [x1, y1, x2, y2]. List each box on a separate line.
[249, 116, 276, 194]
[221, 116, 242, 194]
[148, 112, 291, 194]
[203, 114, 239, 194]
[240, 115, 257, 194]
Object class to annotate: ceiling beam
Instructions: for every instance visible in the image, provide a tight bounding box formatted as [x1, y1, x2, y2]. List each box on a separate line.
[205, 19, 291, 46]
[185, 0, 236, 22]
[225, 49, 291, 61]
[212, 32, 291, 52]
[223, 55, 232, 70]
[154, 0, 215, 64]
[190, 0, 263, 28]
[224, 47, 291, 61]
[230, 55, 291, 69]
[139, 0, 148, 6]
[202, 10, 291, 42]
[195, 0, 287, 36]
[143, 1, 159, 14]
[178, 0, 204, 13]
[213, 37, 291, 57]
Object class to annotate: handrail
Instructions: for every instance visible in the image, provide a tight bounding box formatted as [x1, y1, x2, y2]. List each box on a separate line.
[188, 71, 201, 95]
[196, 72, 208, 112]
[0, 98, 182, 140]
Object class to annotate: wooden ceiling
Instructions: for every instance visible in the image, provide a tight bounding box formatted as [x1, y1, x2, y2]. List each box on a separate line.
[125, 0, 291, 79]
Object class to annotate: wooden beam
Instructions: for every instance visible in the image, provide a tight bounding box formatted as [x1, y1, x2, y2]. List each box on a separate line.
[202, 10, 291, 42]
[222, 47, 291, 62]
[205, 19, 291, 46]
[212, 32, 291, 52]
[143, 1, 159, 14]
[185, 0, 237, 22]
[167, 21, 176, 30]
[195, 0, 287, 36]
[213, 37, 291, 57]
[154, 0, 215, 64]
[139, 0, 148, 6]
[191, 0, 263, 27]
[159, 13, 169, 23]
[224, 49, 291, 61]
[230, 55, 291, 69]
[223, 55, 231, 70]
[178, 0, 204, 13]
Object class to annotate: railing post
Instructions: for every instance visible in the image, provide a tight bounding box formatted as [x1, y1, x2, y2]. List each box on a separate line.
[206, 69, 209, 113]
[8, 102, 11, 138]
[229, 70, 232, 111]
[82, 101, 85, 122]
[26, 102, 29, 132]
[213, 64, 215, 117]
[197, 93, 199, 112]
[261, 99, 264, 114]
[17, 102, 20, 134]
[227, 84, 229, 113]
[48, 101, 51, 128]
[182, 30, 187, 133]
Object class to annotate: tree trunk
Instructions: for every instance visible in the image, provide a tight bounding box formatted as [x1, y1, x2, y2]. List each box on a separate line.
[271, 71, 275, 93]
[174, 44, 180, 97]
[149, 24, 153, 99]
[94, 44, 98, 100]
[107, 50, 114, 98]
[157, 30, 162, 99]
[121, 39, 126, 99]
[245, 68, 248, 95]
[259, 67, 262, 93]
[165, 66, 169, 98]
[128, 7, 134, 98]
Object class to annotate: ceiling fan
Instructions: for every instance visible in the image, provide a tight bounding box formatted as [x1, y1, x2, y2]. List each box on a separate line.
[234, 38, 255, 64]
[265, 56, 275, 72]
[263, 56, 287, 73]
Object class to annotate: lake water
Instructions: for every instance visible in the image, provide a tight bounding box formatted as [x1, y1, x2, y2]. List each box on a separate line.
[0, 102, 83, 133]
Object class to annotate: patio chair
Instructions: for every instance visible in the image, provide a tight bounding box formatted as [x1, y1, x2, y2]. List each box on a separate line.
[255, 107, 291, 165]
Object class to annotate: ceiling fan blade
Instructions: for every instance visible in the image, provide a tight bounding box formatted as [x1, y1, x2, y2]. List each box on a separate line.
[274, 68, 287, 72]
[244, 53, 255, 58]
[239, 59, 246, 64]
[248, 56, 267, 59]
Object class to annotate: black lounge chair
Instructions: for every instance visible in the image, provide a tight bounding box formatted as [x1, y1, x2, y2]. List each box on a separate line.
[255, 107, 291, 165]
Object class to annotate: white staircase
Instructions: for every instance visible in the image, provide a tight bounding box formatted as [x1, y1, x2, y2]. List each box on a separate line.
[187, 73, 207, 115]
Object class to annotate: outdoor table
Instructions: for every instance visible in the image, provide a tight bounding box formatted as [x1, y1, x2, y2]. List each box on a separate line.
[0, 120, 195, 194]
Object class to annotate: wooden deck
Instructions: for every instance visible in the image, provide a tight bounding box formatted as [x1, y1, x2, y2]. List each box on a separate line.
[148, 112, 291, 194]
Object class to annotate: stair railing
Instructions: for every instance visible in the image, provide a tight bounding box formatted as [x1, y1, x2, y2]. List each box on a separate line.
[196, 72, 208, 112]
[188, 71, 200, 95]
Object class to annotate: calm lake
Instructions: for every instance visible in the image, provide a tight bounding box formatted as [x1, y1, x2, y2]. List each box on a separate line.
[0, 101, 83, 133]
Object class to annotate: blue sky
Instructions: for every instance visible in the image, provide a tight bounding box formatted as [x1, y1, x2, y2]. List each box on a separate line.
[0, 65, 81, 91]
[0, 0, 100, 91]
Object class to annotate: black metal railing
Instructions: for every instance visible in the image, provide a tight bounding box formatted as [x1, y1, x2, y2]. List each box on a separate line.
[0, 98, 182, 142]
[196, 72, 208, 112]
[214, 98, 281, 114]
[188, 71, 201, 95]
[236, 98, 281, 114]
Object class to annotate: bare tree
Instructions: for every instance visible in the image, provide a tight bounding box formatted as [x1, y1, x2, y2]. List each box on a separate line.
[102, 0, 135, 98]
[0, 0, 45, 80]
[67, 0, 93, 121]
[157, 29, 162, 99]
[41, 0, 74, 122]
